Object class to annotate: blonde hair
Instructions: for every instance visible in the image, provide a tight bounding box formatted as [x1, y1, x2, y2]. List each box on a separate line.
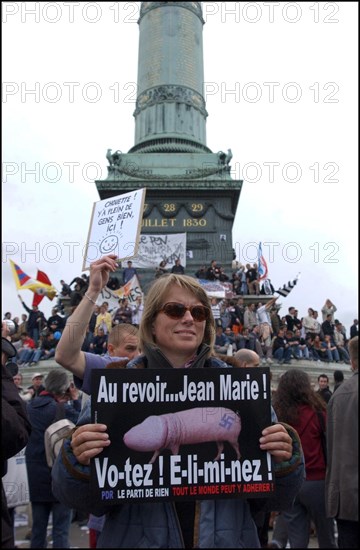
[139, 274, 215, 353]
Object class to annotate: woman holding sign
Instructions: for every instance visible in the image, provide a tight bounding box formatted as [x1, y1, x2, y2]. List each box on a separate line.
[52, 254, 304, 548]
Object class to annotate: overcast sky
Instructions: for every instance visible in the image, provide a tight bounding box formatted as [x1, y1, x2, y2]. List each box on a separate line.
[2, 2, 358, 330]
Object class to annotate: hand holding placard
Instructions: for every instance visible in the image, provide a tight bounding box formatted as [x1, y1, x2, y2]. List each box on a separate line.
[83, 188, 146, 270]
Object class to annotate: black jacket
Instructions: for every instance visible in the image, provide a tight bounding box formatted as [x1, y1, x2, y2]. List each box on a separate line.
[2, 364, 32, 548]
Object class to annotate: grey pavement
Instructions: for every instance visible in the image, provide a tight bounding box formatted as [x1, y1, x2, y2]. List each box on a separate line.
[14, 505, 90, 549]
[13, 504, 321, 548]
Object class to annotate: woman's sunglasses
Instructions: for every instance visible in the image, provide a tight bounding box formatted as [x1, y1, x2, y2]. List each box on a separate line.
[159, 302, 210, 322]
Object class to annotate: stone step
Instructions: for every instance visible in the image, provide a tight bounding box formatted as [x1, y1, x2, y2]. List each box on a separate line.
[269, 360, 352, 392]
[18, 360, 59, 389]
[18, 358, 353, 393]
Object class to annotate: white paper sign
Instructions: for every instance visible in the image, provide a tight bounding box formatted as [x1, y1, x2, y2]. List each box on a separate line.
[3, 448, 29, 507]
[83, 188, 146, 270]
[132, 233, 187, 268]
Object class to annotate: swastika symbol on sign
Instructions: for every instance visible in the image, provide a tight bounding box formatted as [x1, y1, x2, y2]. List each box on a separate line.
[219, 414, 235, 431]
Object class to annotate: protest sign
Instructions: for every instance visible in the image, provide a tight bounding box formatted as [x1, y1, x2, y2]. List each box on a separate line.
[197, 280, 235, 299]
[131, 233, 187, 268]
[90, 368, 273, 505]
[95, 286, 123, 311]
[96, 276, 143, 310]
[3, 448, 29, 507]
[221, 282, 236, 298]
[198, 279, 226, 298]
[82, 188, 146, 270]
[113, 275, 143, 303]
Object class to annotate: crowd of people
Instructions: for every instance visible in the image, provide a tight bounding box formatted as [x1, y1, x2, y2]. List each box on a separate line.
[4, 290, 143, 366]
[191, 294, 356, 368]
[4, 258, 358, 369]
[2, 254, 358, 549]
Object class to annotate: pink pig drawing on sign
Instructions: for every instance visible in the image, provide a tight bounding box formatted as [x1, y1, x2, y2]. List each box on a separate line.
[123, 407, 241, 463]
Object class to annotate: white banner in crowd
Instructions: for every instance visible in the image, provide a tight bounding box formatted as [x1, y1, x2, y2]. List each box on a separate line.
[131, 233, 187, 268]
[198, 280, 235, 299]
[116, 274, 143, 303]
[198, 279, 226, 298]
[96, 275, 143, 310]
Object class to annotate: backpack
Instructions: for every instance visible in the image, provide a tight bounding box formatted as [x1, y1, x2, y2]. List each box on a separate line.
[44, 403, 75, 467]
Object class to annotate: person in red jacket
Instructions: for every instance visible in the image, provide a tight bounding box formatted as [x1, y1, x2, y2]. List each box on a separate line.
[273, 369, 337, 548]
[17, 332, 36, 366]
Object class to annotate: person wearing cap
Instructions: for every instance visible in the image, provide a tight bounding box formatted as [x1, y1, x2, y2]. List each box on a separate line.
[25, 369, 81, 548]
[2, 326, 32, 548]
[26, 373, 45, 399]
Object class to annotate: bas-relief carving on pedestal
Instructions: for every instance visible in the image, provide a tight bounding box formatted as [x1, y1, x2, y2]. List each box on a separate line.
[106, 147, 234, 180]
[106, 164, 227, 180]
[106, 157, 230, 181]
[98, 179, 241, 192]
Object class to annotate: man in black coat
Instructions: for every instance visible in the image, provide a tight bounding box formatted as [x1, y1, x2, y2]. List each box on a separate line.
[2, 334, 32, 548]
[317, 373, 333, 404]
[322, 314, 335, 338]
[171, 258, 185, 275]
[350, 319, 358, 339]
[47, 307, 65, 334]
[17, 295, 46, 345]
